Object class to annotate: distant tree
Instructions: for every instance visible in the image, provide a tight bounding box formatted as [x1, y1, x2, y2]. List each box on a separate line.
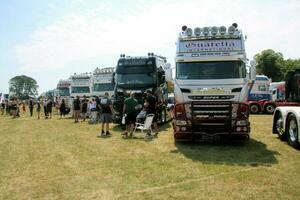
[254, 49, 284, 81]
[9, 75, 38, 100]
[282, 58, 300, 77]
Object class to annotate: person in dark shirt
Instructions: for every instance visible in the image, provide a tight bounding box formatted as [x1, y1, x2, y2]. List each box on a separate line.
[99, 92, 114, 136]
[73, 96, 81, 123]
[0, 101, 5, 115]
[47, 99, 53, 119]
[29, 98, 34, 117]
[36, 101, 41, 119]
[60, 99, 66, 118]
[123, 92, 138, 137]
[145, 90, 158, 136]
[81, 96, 88, 122]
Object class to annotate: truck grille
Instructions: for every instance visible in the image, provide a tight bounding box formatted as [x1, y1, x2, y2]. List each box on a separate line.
[191, 101, 232, 133]
[188, 95, 234, 100]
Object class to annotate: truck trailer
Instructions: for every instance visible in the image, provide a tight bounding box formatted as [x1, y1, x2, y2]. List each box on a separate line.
[272, 69, 300, 149]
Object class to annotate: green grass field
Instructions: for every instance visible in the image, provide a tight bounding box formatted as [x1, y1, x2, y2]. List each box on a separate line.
[0, 111, 300, 200]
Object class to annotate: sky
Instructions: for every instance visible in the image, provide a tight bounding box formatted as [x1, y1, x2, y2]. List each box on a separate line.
[1, 0, 300, 94]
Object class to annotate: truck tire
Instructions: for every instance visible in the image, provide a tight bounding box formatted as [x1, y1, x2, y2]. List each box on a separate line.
[275, 112, 286, 141]
[286, 114, 300, 150]
[264, 104, 276, 114]
[250, 104, 260, 114]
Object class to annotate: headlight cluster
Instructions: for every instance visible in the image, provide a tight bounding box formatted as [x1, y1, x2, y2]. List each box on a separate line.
[232, 103, 239, 118]
[184, 104, 192, 119]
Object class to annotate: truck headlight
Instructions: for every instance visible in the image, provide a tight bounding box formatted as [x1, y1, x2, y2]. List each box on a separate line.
[175, 120, 187, 126]
[232, 103, 238, 118]
[236, 120, 248, 126]
[184, 104, 192, 119]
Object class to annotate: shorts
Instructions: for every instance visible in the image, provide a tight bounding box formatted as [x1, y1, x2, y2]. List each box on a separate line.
[101, 113, 112, 123]
[125, 112, 136, 125]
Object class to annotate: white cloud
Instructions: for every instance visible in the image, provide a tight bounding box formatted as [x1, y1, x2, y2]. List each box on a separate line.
[14, 0, 300, 73]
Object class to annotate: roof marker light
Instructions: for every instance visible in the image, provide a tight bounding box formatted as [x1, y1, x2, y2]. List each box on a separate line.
[211, 26, 218, 36]
[185, 28, 193, 36]
[219, 26, 226, 35]
[194, 27, 201, 36]
[202, 27, 209, 36]
[228, 26, 235, 35]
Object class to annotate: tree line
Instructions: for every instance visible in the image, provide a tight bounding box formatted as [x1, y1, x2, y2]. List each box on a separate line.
[255, 49, 300, 82]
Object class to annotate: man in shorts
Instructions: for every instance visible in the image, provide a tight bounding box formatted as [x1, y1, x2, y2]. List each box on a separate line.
[99, 92, 114, 136]
[123, 92, 138, 137]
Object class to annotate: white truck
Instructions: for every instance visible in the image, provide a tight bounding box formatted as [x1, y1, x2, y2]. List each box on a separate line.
[70, 73, 92, 99]
[272, 69, 300, 149]
[91, 67, 115, 98]
[173, 23, 255, 141]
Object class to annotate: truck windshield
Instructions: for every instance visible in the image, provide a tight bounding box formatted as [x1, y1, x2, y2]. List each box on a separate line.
[71, 86, 90, 93]
[93, 83, 115, 92]
[116, 73, 156, 85]
[58, 88, 70, 96]
[176, 61, 246, 80]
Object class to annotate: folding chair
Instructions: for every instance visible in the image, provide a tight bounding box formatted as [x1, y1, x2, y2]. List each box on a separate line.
[133, 114, 154, 136]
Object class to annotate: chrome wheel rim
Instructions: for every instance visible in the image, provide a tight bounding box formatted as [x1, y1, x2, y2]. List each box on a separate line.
[289, 119, 298, 142]
[276, 117, 284, 135]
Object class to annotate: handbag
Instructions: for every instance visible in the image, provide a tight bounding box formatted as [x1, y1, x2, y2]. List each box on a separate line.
[121, 114, 126, 125]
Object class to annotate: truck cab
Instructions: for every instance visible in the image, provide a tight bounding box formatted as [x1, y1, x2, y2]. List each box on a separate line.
[113, 53, 169, 124]
[173, 24, 254, 141]
[91, 67, 115, 98]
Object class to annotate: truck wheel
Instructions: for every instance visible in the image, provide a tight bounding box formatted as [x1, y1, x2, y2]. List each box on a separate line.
[265, 104, 276, 114]
[250, 104, 260, 114]
[287, 114, 300, 150]
[275, 113, 286, 141]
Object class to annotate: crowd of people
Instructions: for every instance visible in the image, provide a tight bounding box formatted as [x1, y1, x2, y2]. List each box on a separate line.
[0, 90, 162, 138]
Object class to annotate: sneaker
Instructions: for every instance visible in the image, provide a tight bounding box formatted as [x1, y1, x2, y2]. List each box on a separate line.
[154, 132, 159, 137]
[106, 131, 112, 136]
[101, 130, 105, 136]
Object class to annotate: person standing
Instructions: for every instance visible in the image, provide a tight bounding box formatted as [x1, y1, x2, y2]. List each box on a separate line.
[59, 99, 66, 118]
[5, 100, 10, 115]
[89, 98, 98, 124]
[0, 100, 5, 115]
[29, 98, 34, 117]
[36, 100, 41, 119]
[99, 92, 114, 136]
[43, 98, 48, 119]
[11, 97, 18, 118]
[145, 90, 159, 136]
[123, 92, 138, 137]
[81, 96, 88, 122]
[73, 96, 81, 123]
[47, 98, 53, 119]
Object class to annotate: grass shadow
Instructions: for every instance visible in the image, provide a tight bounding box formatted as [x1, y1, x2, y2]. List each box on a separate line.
[172, 138, 279, 167]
